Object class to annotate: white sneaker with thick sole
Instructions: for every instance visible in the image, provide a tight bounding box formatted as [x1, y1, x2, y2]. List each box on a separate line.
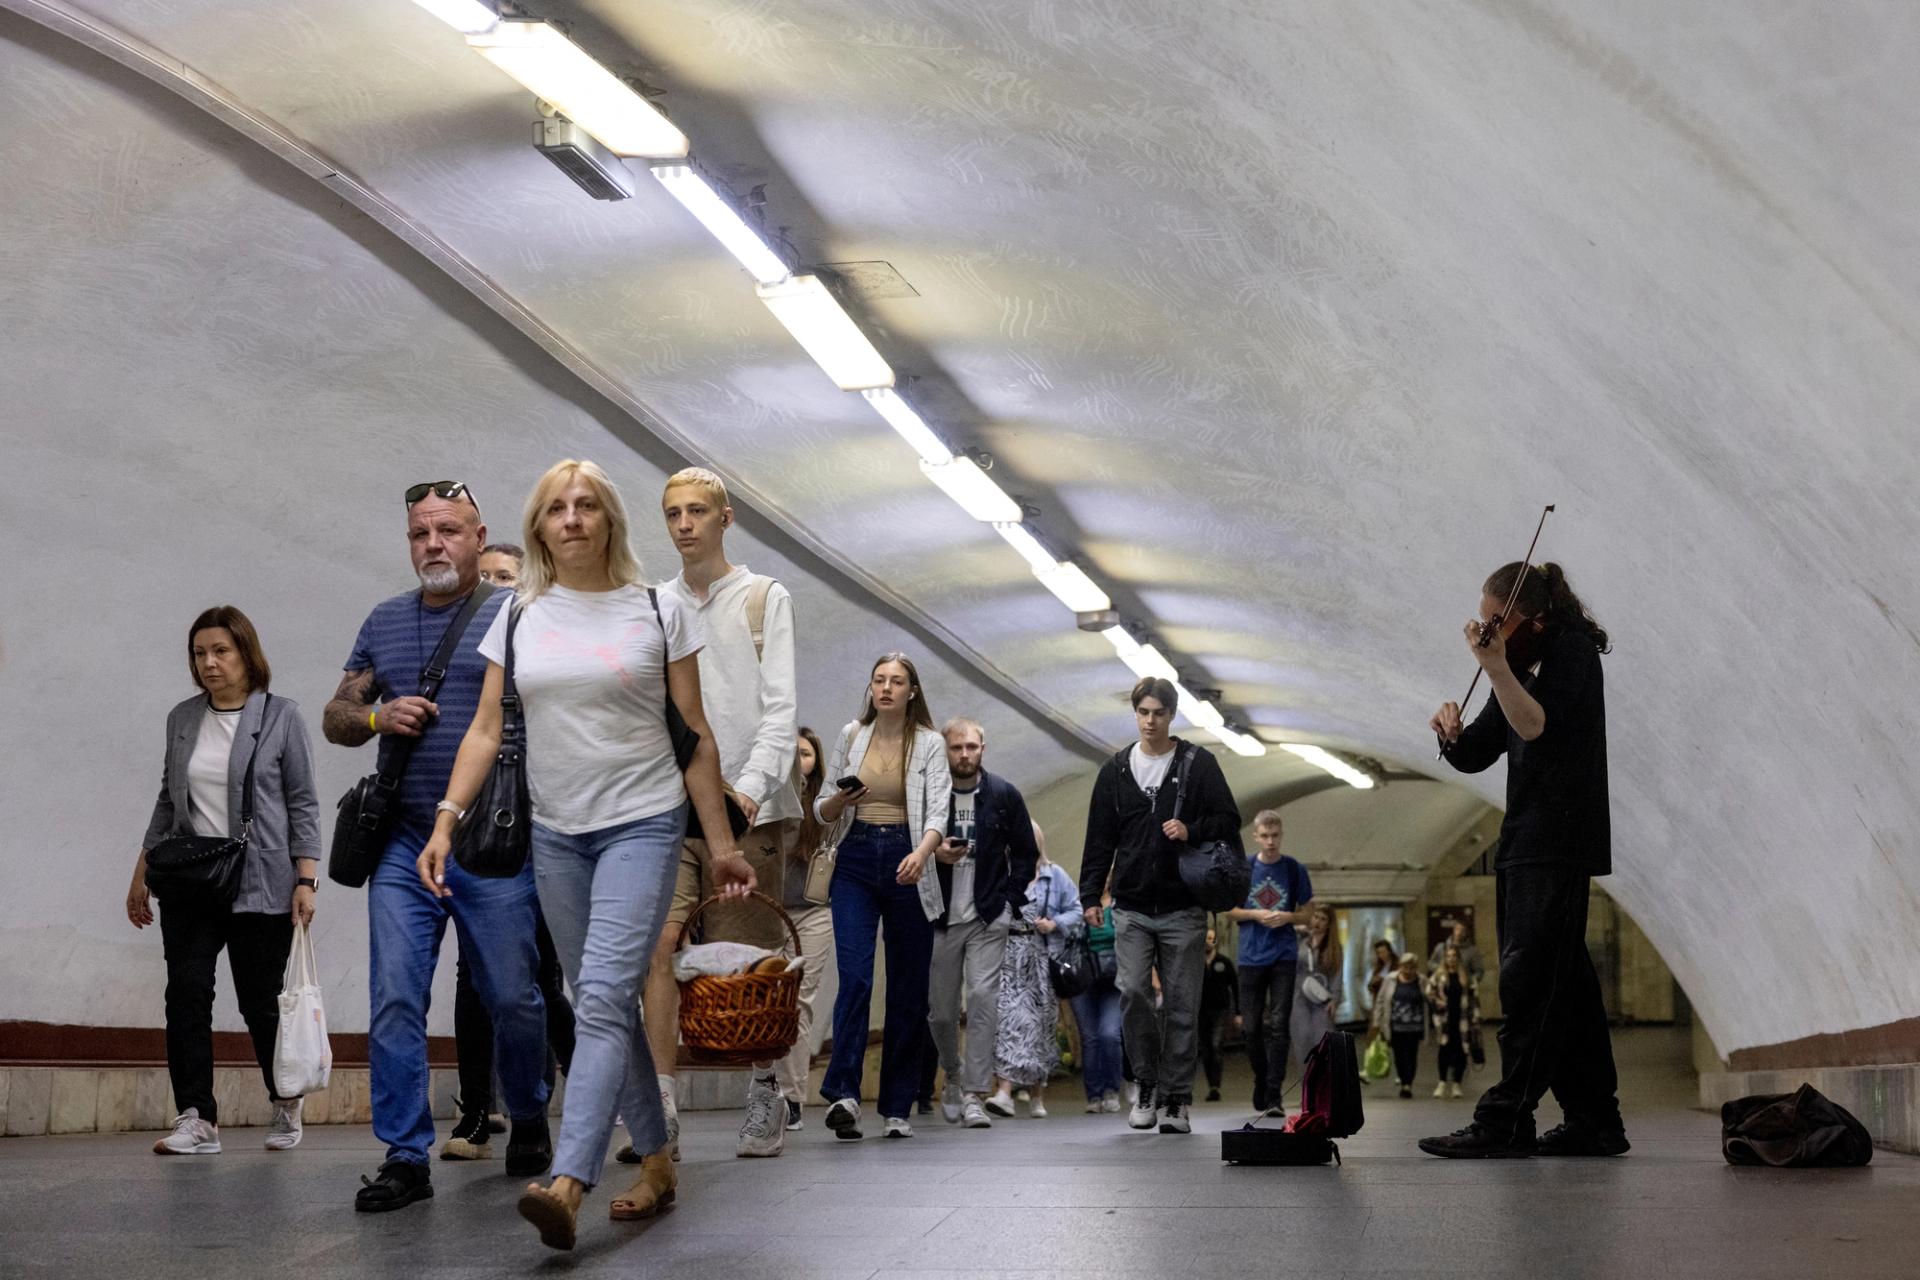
[1449, 1082, 1465, 1098]
[264, 1098, 303, 1151]
[1434, 1082, 1449, 1098]
[983, 1089, 1016, 1118]
[961, 1096, 993, 1129]
[154, 1108, 220, 1155]
[825, 1097, 863, 1140]
[1101, 1091, 1122, 1114]
[1085, 1098, 1103, 1114]
[1158, 1100, 1191, 1135]
[941, 1080, 964, 1125]
[1127, 1088, 1159, 1131]
[1030, 1097, 1048, 1119]
[736, 1075, 785, 1158]
[883, 1117, 914, 1139]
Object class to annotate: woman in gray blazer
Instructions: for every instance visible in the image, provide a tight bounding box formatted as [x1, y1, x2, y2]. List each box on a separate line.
[126, 606, 322, 1156]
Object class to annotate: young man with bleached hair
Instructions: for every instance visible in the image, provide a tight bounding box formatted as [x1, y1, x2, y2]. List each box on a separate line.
[643, 467, 802, 1160]
[926, 718, 1041, 1129]
[1225, 808, 1314, 1115]
[1079, 678, 1242, 1135]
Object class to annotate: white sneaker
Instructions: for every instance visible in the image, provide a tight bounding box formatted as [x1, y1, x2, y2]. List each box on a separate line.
[961, 1096, 993, 1129]
[883, 1116, 914, 1139]
[736, 1075, 785, 1158]
[825, 1097, 863, 1140]
[1101, 1091, 1122, 1114]
[1124, 1081, 1139, 1107]
[1085, 1098, 1103, 1114]
[941, 1080, 964, 1125]
[983, 1089, 1016, 1118]
[264, 1098, 303, 1151]
[1127, 1087, 1159, 1131]
[1449, 1082, 1465, 1099]
[1434, 1082, 1448, 1099]
[1158, 1099, 1191, 1135]
[154, 1108, 220, 1155]
[785, 1099, 804, 1131]
[662, 1087, 681, 1161]
[1030, 1097, 1048, 1119]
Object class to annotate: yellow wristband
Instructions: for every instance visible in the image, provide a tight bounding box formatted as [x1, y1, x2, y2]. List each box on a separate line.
[369, 708, 379, 732]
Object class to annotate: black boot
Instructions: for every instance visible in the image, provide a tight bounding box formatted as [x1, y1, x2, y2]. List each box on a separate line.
[505, 1114, 554, 1177]
[355, 1159, 433, 1213]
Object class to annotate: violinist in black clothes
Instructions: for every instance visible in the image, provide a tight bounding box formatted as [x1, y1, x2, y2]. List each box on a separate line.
[1420, 561, 1629, 1160]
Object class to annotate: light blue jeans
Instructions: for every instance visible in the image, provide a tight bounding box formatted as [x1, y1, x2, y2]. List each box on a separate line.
[532, 805, 686, 1188]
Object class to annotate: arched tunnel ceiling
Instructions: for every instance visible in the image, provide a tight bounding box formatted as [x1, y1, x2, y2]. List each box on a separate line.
[3, 0, 1919, 1056]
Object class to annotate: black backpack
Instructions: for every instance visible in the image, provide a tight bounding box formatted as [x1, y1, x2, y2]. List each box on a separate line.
[1222, 1030, 1365, 1167]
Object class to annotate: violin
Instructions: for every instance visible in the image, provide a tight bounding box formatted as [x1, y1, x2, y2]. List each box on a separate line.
[1435, 504, 1554, 760]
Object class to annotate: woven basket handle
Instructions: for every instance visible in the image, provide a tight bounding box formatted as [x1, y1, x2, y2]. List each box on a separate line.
[674, 889, 803, 956]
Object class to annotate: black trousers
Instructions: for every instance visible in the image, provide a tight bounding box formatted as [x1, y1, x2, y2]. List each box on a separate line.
[159, 901, 294, 1124]
[1197, 1008, 1227, 1090]
[1390, 1031, 1422, 1086]
[452, 913, 573, 1115]
[1436, 1039, 1468, 1083]
[1238, 961, 1296, 1106]
[1472, 862, 1621, 1140]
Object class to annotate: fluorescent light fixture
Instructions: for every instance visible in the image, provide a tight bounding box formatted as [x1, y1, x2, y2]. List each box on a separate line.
[756, 275, 893, 391]
[1102, 625, 1142, 659]
[1211, 727, 1269, 757]
[918, 457, 1020, 522]
[993, 522, 1057, 574]
[1120, 642, 1179, 682]
[650, 164, 789, 285]
[468, 22, 689, 159]
[865, 389, 952, 464]
[1175, 686, 1226, 730]
[1036, 563, 1111, 613]
[1282, 743, 1375, 789]
[414, 0, 497, 33]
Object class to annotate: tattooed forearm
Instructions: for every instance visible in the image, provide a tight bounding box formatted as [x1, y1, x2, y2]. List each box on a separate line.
[323, 668, 378, 747]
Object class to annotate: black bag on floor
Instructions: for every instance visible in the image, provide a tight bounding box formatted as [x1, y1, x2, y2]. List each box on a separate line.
[1721, 1084, 1873, 1167]
[1223, 1029, 1364, 1167]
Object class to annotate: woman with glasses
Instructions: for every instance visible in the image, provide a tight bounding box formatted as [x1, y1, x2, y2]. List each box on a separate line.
[417, 459, 752, 1251]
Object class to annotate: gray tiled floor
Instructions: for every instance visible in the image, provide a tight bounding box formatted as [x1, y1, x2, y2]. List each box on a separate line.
[1, 1031, 1909, 1279]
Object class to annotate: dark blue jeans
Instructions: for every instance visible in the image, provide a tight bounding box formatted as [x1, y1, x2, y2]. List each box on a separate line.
[822, 822, 934, 1120]
[1070, 981, 1123, 1100]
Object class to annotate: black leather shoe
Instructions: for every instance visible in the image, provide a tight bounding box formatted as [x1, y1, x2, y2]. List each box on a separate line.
[355, 1159, 433, 1212]
[505, 1115, 553, 1177]
[1417, 1123, 1536, 1159]
[1537, 1123, 1630, 1157]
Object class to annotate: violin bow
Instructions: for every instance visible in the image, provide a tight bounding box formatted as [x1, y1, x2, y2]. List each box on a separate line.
[1437, 503, 1555, 759]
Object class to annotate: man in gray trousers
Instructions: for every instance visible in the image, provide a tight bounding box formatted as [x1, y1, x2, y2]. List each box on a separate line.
[926, 718, 1041, 1129]
[1079, 678, 1243, 1135]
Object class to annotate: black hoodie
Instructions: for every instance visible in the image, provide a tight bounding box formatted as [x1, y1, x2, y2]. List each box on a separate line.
[1078, 738, 1242, 917]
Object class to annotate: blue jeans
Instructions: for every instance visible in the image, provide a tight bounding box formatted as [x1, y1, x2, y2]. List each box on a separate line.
[1071, 982, 1124, 1100]
[533, 807, 686, 1187]
[368, 831, 549, 1166]
[822, 822, 934, 1120]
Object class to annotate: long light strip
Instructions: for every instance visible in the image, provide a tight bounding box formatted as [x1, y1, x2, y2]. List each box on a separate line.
[468, 23, 689, 159]
[865, 389, 952, 464]
[994, 522, 1056, 573]
[1210, 726, 1269, 757]
[919, 457, 1021, 522]
[650, 165, 789, 285]
[1036, 562, 1111, 613]
[756, 275, 894, 391]
[1175, 685, 1226, 730]
[1282, 743, 1375, 789]
[1120, 642, 1179, 682]
[414, 0, 498, 33]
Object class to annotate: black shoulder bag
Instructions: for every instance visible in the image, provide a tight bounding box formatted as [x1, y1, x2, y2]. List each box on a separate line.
[328, 584, 494, 887]
[647, 588, 749, 843]
[1170, 743, 1252, 912]
[146, 695, 271, 907]
[452, 603, 530, 877]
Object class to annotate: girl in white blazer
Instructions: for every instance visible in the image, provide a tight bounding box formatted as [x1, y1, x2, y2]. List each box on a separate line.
[812, 653, 952, 1138]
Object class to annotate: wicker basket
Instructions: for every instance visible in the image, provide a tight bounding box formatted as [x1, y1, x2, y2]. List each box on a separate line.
[674, 891, 803, 1067]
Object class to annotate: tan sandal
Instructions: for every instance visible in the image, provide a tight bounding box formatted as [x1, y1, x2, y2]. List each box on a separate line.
[608, 1151, 677, 1221]
[516, 1182, 578, 1251]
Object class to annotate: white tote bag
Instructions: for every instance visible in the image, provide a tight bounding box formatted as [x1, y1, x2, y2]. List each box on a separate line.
[272, 922, 333, 1098]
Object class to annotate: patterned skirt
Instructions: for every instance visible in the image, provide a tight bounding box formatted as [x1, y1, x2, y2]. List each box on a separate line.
[994, 932, 1059, 1086]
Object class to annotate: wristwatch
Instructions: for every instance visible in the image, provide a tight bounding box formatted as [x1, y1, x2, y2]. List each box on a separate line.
[295, 877, 319, 892]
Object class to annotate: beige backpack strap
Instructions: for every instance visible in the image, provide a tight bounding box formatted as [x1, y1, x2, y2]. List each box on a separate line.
[746, 575, 775, 662]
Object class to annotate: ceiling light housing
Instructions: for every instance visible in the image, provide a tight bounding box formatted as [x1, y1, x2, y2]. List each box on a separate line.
[756, 275, 894, 391]
[865, 389, 952, 464]
[1211, 727, 1269, 757]
[1037, 562, 1111, 613]
[413, 0, 498, 33]
[919, 457, 1021, 522]
[533, 120, 635, 200]
[469, 22, 689, 159]
[1120, 642, 1179, 683]
[650, 163, 789, 285]
[1282, 743, 1375, 788]
[993, 522, 1057, 574]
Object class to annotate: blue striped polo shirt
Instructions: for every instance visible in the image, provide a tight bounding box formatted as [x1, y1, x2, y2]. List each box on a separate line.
[344, 587, 508, 845]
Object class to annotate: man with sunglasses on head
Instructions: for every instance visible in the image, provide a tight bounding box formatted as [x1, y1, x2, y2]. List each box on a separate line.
[324, 482, 554, 1213]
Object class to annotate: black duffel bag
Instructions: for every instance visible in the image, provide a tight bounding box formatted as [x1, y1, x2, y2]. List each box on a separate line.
[1168, 744, 1252, 912]
[147, 695, 269, 907]
[1722, 1084, 1873, 1167]
[330, 585, 493, 887]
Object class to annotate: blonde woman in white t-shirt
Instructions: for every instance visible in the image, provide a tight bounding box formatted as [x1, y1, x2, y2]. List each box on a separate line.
[419, 459, 753, 1251]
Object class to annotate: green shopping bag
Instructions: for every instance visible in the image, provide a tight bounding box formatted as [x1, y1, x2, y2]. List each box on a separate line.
[1362, 1035, 1392, 1080]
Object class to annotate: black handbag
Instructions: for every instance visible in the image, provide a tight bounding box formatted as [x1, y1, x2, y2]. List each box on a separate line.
[452, 603, 531, 878]
[647, 589, 749, 843]
[146, 695, 270, 907]
[1048, 929, 1097, 999]
[329, 585, 494, 887]
[1169, 744, 1252, 912]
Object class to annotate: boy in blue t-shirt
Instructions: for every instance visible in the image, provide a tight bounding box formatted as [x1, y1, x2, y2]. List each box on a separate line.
[1224, 809, 1314, 1114]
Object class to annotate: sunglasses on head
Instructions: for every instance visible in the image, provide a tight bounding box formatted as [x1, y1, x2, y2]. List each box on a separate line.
[404, 481, 478, 511]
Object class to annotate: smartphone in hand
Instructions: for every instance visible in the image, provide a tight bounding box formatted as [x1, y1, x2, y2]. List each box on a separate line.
[836, 776, 864, 792]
